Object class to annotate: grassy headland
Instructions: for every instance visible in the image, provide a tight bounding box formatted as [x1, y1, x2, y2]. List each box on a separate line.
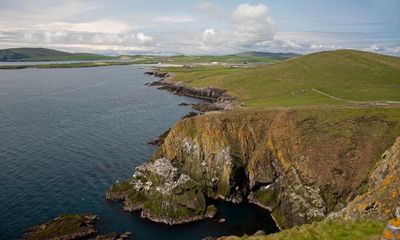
[161, 50, 400, 108]
[221, 220, 385, 240]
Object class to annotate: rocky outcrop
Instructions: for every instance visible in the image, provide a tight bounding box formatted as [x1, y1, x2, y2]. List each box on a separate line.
[22, 214, 97, 240]
[108, 108, 400, 229]
[146, 71, 236, 111]
[106, 158, 217, 224]
[330, 136, 400, 222]
[96, 231, 132, 240]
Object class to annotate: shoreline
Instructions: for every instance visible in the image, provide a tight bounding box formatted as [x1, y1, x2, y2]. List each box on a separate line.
[144, 70, 237, 112]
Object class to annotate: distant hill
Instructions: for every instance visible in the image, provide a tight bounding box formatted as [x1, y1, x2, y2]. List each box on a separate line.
[119, 51, 299, 64]
[0, 48, 114, 62]
[232, 51, 300, 60]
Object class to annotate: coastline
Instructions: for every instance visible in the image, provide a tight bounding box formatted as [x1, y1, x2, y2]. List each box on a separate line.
[102, 68, 282, 228]
[106, 69, 400, 230]
[144, 70, 237, 112]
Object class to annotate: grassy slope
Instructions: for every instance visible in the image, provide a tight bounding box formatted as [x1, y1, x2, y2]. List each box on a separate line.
[0, 48, 114, 61]
[222, 220, 384, 240]
[162, 50, 400, 107]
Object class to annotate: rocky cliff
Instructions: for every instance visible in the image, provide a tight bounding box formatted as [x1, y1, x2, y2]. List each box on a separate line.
[330, 135, 400, 222]
[107, 107, 400, 228]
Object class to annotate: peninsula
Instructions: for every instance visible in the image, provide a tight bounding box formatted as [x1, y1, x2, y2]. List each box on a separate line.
[107, 49, 400, 239]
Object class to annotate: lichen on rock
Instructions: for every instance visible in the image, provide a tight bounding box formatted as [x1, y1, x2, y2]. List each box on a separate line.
[330, 136, 400, 222]
[107, 158, 214, 224]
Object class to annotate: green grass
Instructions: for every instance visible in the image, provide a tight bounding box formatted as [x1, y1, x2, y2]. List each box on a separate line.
[225, 220, 384, 240]
[162, 50, 400, 108]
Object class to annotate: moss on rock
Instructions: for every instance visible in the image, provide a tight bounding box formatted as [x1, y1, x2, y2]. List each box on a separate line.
[22, 214, 97, 240]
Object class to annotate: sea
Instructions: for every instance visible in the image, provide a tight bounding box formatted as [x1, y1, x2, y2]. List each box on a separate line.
[0, 64, 278, 239]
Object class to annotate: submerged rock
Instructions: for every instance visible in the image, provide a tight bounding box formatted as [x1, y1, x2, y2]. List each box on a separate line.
[96, 232, 119, 240]
[96, 231, 132, 240]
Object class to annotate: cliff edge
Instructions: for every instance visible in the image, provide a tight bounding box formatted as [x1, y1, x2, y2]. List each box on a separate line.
[107, 107, 400, 228]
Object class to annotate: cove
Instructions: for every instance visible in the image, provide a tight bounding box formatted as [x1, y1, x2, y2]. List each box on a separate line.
[0, 65, 278, 239]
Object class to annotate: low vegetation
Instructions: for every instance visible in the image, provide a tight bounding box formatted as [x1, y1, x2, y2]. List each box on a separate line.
[221, 220, 385, 240]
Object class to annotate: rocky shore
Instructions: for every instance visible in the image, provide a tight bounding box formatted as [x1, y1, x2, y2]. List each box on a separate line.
[22, 214, 132, 240]
[144, 71, 237, 112]
[147, 112, 201, 146]
[106, 158, 217, 225]
[22, 214, 98, 240]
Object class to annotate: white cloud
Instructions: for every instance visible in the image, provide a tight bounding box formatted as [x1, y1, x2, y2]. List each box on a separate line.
[201, 3, 276, 49]
[232, 4, 275, 42]
[153, 15, 196, 24]
[202, 29, 216, 41]
[44, 30, 68, 43]
[0, 1, 399, 56]
[136, 32, 153, 44]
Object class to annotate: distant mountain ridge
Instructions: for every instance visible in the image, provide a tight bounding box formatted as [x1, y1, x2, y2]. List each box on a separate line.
[232, 51, 300, 59]
[0, 48, 113, 62]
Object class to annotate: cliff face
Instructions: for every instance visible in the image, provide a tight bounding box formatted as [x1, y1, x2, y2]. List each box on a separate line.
[108, 108, 400, 228]
[330, 135, 400, 221]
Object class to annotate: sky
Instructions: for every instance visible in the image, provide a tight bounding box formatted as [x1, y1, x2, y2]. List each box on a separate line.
[0, 0, 399, 55]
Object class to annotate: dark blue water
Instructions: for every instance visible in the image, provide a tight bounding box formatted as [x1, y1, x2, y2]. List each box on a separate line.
[0, 65, 278, 239]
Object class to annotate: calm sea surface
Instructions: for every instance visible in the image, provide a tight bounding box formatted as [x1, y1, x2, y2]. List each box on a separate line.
[0, 65, 278, 239]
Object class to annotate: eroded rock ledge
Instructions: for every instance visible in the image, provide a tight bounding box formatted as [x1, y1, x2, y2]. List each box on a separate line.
[107, 108, 400, 229]
[22, 214, 97, 240]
